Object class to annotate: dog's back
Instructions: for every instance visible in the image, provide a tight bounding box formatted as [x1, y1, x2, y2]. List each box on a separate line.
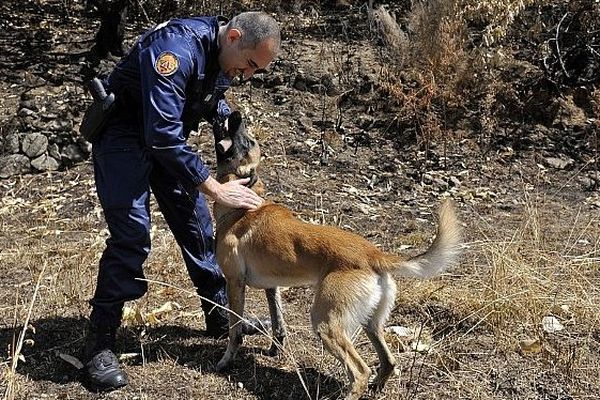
[225, 199, 460, 289]
[225, 202, 393, 287]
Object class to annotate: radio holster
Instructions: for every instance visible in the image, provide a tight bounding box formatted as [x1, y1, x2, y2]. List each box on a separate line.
[79, 78, 116, 142]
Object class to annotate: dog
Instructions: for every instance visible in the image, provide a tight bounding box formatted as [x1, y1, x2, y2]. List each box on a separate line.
[213, 111, 462, 400]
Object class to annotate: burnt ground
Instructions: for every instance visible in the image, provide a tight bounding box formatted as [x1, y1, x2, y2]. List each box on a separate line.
[1, 0, 599, 399]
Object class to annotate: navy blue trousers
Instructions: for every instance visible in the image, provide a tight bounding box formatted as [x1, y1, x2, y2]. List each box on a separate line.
[89, 120, 227, 328]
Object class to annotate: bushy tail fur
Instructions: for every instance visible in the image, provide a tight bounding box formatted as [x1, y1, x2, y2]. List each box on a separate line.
[392, 200, 462, 278]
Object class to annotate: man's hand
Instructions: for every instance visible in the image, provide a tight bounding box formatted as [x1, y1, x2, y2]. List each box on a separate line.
[200, 176, 263, 210]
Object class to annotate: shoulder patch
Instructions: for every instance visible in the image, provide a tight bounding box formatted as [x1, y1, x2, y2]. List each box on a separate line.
[155, 51, 179, 76]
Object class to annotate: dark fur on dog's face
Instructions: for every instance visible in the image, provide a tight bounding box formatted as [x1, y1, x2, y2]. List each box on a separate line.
[216, 111, 261, 181]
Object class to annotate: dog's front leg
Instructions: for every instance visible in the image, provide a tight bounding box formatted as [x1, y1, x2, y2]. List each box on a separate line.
[265, 287, 286, 356]
[216, 279, 246, 372]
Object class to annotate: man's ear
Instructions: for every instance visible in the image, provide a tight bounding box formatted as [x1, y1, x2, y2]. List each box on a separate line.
[227, 28, 242, 43]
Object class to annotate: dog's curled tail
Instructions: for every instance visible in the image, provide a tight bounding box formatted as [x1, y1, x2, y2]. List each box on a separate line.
[384, 200, 462, 279]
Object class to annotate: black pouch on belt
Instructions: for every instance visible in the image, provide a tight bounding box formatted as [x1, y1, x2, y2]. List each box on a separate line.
[79, 78, 116, 142]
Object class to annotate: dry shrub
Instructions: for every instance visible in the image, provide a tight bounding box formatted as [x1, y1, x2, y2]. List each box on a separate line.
[461, 0, 551, 46]
[372, 0, 554, 146]
[372, 0, 469, 146]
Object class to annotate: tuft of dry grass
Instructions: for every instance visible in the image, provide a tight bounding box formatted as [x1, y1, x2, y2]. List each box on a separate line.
[3, 264, 46, 400]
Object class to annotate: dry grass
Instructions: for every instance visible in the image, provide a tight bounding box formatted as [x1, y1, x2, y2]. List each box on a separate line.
[1, 165, 599, 399]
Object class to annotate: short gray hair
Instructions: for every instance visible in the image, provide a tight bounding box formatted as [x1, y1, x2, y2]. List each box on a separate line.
[228, 12, 281, 53]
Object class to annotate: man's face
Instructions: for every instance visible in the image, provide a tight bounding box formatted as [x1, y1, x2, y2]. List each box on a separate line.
[218, 29, 276, 81]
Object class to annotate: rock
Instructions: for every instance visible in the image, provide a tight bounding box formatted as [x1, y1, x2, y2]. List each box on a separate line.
[422, 173, 434, 184]
[265, 74, 284, 88]
[579, 176, 596, 191]
[31, 154, 59, 171]
[543, 156, 572, 170]
[317, 74, 339, 96]
[3, 133, 20, 154]
[552, 95, 588, 129]
[47, 143, 61, 160]
[22, 133, 48, 157]
[18, 108, 37, 118]
[47, 119, 73, 131]
[0, 154, 31, 178]
[433, 178, 449, 191]
[450, 176, 461, 187]
[19, 100, 38, 111]
[77, 138, 92, 154]
[61, 143, 85, 163]
[297, 116, 313, 131]
[293, 74, 308, 91]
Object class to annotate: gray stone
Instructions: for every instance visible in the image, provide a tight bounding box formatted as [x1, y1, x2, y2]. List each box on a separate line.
[422, 173, 434, 184]
[433, 178, 449, 191]
[18, 108, 37, 118]
[22, 133, 48, 157]
[47, 143, 61, 160]
[265, 74, 284, 88]
[19, 100, 38, 111]
[77, 138, 92, 154]
[62, 144, 85, 163]
[31, 154, 59, 171]
[3, 133, 20, 154]
[293, 74, 309, 91]
[544, 157, 572, 170]
[47, 119, 73, 132]
[450, 176, 462, 187]
[0, 154, 30, 178]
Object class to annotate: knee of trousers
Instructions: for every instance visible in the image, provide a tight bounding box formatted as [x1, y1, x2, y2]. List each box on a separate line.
[96, 207, 151, 302]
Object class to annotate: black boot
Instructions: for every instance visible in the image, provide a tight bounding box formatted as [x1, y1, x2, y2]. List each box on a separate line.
[202, 302, 271, 339]
[83, 325, 128, 391]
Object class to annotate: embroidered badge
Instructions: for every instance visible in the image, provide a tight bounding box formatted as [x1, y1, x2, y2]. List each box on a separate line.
[155, 52, 179, 76]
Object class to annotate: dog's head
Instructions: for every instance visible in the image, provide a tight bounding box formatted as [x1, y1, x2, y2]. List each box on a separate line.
[215, 111, 262, 190]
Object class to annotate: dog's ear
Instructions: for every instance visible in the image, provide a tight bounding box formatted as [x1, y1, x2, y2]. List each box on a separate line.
[227, 111, 243, 133]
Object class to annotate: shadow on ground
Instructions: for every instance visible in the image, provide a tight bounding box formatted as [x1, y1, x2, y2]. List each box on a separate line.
[0, 317, 343, 399]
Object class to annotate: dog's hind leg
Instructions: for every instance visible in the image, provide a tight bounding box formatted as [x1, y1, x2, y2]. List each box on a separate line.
[216, 278, 246, 372]
[365, 273, 397, 393]
[312, 274, 373, 400]
[265, 287, 286, 356]
[314, 320, 371, 400]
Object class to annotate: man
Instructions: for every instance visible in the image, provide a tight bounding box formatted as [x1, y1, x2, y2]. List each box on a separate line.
[83, 12, 281, 391]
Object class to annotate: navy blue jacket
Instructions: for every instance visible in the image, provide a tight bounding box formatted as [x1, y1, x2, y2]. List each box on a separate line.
[106, 17, 231, 188]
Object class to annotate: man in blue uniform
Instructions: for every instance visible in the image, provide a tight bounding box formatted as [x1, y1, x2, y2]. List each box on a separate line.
[83, 12, 281, 391]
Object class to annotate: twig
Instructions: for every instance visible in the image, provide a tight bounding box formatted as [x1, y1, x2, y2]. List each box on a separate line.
[3, 263, 47, 400]
[555, 12, 571, 79]
[406, 320, 425, 399]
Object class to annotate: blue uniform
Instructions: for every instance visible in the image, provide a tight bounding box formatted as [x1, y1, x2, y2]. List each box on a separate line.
[90, 17, 231, 328]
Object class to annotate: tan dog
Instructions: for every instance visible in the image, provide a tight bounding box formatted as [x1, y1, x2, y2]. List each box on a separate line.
[213, 112, 462, 399]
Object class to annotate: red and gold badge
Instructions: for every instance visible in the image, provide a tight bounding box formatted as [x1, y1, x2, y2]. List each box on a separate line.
[154, 51, 179, 76]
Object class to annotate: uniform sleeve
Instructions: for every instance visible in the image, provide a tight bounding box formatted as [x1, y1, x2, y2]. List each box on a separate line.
[138, 31, 210, 187]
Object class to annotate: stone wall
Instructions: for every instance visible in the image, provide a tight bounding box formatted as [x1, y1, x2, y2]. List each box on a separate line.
[0, 84, 90, 178]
